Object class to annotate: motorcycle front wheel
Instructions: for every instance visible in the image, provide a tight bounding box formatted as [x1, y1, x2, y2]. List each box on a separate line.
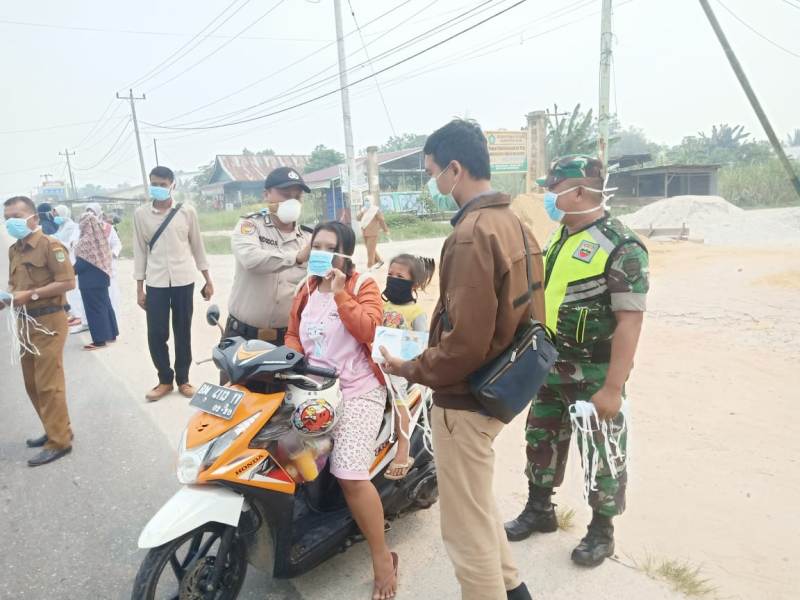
[132, 523, 247, 600]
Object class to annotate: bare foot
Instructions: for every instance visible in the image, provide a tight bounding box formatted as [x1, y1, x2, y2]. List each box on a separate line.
[372, 551, 398, 600]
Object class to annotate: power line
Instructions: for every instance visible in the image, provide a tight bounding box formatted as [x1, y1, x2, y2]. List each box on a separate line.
[716, 0, 800, 59]
[143, 0, 530, 132]
[123, 0, 250, 91]
[150, 0, 503, 129]
[0, 116, 124, 135]
[74, 120, 132, 171]
[779, 0, 800, 10]
[347, 0, 397, 136]
[145, 0, 289, 94]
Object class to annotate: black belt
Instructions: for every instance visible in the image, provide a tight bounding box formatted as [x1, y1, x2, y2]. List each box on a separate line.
[558, 341, 612, 364]
[26, 305, 68, 318]
[226, 315, 285, 342]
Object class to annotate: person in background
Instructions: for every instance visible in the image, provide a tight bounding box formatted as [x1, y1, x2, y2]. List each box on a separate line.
[37, 202, 58, 235]
[380, 119, 542, 600]
[86, 203, 123, 316]
[381, 253, 435, 481]
[357, 196, 389, 268]
[2, 195, 75, 466]
[133, 166, 213, 402]
[53, 205, 85, 330]
[285, 221, 398, 600]
[225, 167, 312, 352]
[73, 212, 118, 350]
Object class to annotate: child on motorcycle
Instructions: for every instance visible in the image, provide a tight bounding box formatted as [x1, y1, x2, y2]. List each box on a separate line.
[285, 221, 398, 600]
[381, 254, 435, 480]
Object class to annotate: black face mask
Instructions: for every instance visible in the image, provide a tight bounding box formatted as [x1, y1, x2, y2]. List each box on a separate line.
[383, 276, 415, 305]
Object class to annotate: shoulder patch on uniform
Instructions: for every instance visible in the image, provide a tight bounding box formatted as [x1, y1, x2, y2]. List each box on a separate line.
[573, 240, 600, 263]
[239, 220, 256, 235]
[54, 248, 66, 263]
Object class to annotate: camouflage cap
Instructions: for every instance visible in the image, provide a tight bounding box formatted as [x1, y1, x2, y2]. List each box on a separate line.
[536, 154, 605, 188]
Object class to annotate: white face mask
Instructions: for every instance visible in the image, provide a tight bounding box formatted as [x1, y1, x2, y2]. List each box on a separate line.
[275, 198, 302, 224]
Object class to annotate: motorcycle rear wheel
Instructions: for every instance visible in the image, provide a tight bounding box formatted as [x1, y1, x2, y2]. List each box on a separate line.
[132, 523, 247, 600]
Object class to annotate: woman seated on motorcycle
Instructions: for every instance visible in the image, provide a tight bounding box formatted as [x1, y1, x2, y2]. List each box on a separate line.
[285, 221, 397, 600]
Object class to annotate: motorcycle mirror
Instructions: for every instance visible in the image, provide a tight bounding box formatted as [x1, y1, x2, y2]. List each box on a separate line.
[206, 304, 221, 327]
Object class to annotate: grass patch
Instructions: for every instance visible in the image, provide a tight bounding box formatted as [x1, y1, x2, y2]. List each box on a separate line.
[382, 214, 451, 241]
[203, 235, 233, 255]
[555, 507, 576, 531]
[635, 554, 716, 597]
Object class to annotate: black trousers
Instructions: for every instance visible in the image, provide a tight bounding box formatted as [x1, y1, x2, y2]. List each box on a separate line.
[146, 284, 194, 385]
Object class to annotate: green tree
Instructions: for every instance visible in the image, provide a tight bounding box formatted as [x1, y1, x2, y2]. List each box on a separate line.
[609, 125, 663, 158]
[546, 103, 597, 158]
[192, 161, 215, 190]
[379, 133, 427, 152]
[667, 124, 772, 165]
[242, 147, 275, 156]
[304, 144, 345, 173]
[786, 129, 800, 147]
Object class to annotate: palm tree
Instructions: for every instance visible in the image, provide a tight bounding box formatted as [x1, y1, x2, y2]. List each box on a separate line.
[786, 129, 800, 147]
[546, 103, 597, 159]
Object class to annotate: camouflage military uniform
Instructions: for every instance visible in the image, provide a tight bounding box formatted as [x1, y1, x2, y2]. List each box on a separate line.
[524, 210, 649, 518]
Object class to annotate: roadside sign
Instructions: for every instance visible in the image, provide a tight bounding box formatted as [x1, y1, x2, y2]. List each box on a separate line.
[485, 130, 528, 173]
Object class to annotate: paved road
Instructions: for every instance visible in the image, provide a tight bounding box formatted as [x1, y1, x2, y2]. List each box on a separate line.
[0, 230, 680, 600]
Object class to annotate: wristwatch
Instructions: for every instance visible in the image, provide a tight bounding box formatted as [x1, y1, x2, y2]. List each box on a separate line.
[30, 290, 40, 301]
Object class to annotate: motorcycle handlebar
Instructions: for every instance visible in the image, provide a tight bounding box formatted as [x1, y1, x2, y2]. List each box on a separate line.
[295, 362, 338, 379]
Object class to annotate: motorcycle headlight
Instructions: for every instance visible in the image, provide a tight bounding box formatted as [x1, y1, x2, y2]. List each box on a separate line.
[175, 412, 261, 484]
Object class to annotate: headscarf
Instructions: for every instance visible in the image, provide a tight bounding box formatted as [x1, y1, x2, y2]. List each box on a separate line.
[54, 205, 71, 220]
[75, 213, 113, 277]
[85, 202, 103, 217]
[37, 202, 58, 235]
[53, 204, 80, 248]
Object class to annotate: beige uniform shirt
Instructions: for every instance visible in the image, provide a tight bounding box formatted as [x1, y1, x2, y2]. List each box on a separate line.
[133, 203, 209, 288]
[228, 212, 311, 329]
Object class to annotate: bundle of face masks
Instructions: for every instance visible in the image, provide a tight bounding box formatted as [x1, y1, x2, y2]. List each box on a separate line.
[3, 303, 56, 364]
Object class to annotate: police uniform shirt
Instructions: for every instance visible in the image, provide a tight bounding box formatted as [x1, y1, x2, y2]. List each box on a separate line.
[8, 229, 75, 309]
[228, 212, 311, 330]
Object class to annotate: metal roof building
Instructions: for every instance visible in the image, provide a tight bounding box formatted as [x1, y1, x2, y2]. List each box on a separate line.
[201, 154, 310, 207]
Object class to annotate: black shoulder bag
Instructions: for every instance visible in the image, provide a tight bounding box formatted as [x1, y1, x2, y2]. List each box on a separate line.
[148, 203, 183, 252]
[467, 221, 559, 424]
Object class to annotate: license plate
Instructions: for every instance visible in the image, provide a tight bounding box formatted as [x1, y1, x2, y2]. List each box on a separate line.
[190, 383, 245, 420]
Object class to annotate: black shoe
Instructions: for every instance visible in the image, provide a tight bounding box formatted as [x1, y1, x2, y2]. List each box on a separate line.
[26, 434, 48, 448]
[571, 513, 615, 567]
[507, 582, 532, 600]
[27, 446, 72, 467]
[505, 483, 558, 542]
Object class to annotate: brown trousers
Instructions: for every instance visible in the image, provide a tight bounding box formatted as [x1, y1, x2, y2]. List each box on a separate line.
[363, 235, 382, 268]
[432, 406, 520, 600]
[20, 310, 72, 449]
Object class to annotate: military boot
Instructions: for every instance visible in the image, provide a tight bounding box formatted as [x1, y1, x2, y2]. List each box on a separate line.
[571, 513, 615, 567]
[504, 483, 558, 542]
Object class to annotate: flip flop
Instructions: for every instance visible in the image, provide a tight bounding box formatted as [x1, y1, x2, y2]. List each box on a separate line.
[82, 343, 106, 351]
[372, 551, 398, 600]
[384, 456, 415, 480]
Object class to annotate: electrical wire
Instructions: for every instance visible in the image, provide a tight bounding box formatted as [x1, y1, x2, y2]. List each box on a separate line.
[74, 120, 132, 171]
[142, 0, 529, 131]
[0, 162, 61, 177]
[779, 0, 800, 11]
[347, 0, 397, 136]
[717, 0, 800, 59]
[145, 0, 289, 94]
[0, 117, 124, 135]
[123, 0, 251, 91]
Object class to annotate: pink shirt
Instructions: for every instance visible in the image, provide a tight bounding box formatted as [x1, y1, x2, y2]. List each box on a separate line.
[300, 290, 381, 398]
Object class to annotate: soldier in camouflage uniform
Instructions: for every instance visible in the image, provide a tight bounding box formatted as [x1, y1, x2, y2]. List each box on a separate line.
[504, 155, 650, 567]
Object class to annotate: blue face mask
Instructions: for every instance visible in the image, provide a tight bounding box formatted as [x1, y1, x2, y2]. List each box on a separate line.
[54, 216, 66, 227]
[543, 191, 565, 222]
[5, 215, 36, 240]
[149, 185, 171, 201]
[307, 250, 335, 278]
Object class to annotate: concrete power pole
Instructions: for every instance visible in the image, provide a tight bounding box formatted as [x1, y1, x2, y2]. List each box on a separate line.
[366, 145, 379, 205]
[698, 0, 800, 200]
[333, 0, 359, 218]
[59, 149, 77, 200]
[526, 111, 548, 193]
[117, 89, 149, 198]
[153, 138, 159, 166]
[597, 0, 613, 168]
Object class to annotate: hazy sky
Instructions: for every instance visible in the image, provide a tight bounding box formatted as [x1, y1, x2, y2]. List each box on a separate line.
[1, 0, 798, 197]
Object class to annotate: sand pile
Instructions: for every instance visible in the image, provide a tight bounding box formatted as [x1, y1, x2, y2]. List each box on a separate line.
[620, 195, 800, 245]
[511, 192, 558, 246]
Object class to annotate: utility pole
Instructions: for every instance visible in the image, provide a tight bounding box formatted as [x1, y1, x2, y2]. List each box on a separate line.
[153, 138, 160, 166]
[117, 89, 149, 198]
[597, 0, 613, 168]
[40, 173, 53, 185]
[333, 0, 359, 219]
[698, 0, 800, 200]
[59, 149, 77, 200]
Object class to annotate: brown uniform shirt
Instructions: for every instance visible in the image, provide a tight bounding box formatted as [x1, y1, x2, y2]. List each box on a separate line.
[357, 206, 388, 237]
[8, 229, 75, 309]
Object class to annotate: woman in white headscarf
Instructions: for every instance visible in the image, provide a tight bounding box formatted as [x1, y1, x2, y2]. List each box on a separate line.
[53, 205, 86, 329]
[86, 203, 122, 315]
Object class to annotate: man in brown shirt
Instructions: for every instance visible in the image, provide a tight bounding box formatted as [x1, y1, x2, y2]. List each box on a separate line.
[356, 196, 389, 268]
[133, 166, 213, 401]
[2, 195, 76, 467]
[381, 120, 542, 600]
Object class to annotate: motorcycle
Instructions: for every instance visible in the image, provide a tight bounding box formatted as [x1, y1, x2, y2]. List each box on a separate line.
[132, 306, 438, 599]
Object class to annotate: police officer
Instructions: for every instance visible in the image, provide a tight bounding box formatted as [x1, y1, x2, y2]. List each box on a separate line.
[225, 167, 312, 353]
[504, 155, 650, 567]
[2, 195, 76, 467]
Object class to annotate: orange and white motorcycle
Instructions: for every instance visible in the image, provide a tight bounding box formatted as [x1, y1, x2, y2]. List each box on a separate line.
[132, 306, 437, 600]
